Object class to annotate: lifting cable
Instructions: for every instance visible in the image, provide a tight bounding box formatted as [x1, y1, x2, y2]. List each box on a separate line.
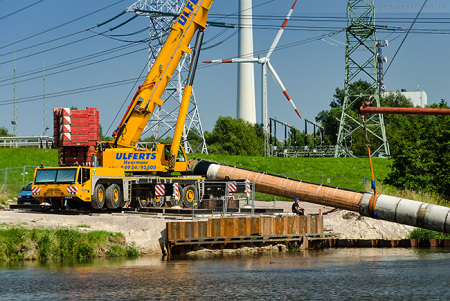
[361, 98, 379, 218]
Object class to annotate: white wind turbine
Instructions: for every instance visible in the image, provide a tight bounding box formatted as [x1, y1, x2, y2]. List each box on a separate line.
[203, 0, 301, 155]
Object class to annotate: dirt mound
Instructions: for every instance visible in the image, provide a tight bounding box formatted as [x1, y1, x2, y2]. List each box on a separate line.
[324, 210, 414, 239]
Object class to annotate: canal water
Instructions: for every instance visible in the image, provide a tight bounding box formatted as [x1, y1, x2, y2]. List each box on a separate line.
[0, 248, 449, 300]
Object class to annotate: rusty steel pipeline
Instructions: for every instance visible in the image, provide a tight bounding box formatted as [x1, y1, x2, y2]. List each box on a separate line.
[360, 106, 450, 116]
[190, 160, 450, 233]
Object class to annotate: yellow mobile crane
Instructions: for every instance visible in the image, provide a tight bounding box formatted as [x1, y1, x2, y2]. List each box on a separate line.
[32, 0, 221, 210]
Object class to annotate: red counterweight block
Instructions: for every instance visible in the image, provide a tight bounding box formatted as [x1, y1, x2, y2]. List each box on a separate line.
[53, 107, 99, 165]
[58, 145, 96, 166]
[53, 107, 99, 147]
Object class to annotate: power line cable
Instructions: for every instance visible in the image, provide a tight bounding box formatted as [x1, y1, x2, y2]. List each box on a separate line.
[0, 29, 164, 85]
[209, 0, 276, 22]
[0, 28, 92, 58]
[0, 76, 146, 106]
[0, 8, 145, 65]
[0, 44, 138, 82]
[105, 60, 149, 135]
[0, 0, 44, 22]
[384, 0, 429, 75]
[0, 34, 99, 66]
[0, 0, 125, 51]
[0, 45, 147, 88]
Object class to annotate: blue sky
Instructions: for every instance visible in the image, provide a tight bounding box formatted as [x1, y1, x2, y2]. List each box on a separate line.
[0, 0, 449, 138]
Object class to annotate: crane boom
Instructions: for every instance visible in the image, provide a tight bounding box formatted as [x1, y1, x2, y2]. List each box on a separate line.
[112, 0, 214, 148]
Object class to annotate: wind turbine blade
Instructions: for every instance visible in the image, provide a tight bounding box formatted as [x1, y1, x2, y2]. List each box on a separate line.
[203, 58, 259, 64]
[266, 0, 297, 59]
[267, 62, 301, 118]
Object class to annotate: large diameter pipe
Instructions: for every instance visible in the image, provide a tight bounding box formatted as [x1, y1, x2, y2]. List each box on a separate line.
[360, 106, 450, 115]
[191, 160, 450, 233]
[359, 194, 450, 233]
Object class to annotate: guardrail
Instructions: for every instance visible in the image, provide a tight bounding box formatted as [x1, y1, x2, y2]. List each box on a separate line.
[273, 145, 336, 157]
[0, 136, 54, 149]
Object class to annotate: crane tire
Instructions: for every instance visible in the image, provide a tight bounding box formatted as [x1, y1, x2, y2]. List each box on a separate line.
[150, 196, 165, 207]
[136, 197, 150, 208]
[92, 184, 106, 209]
[181, 185, 198, 208]
[105, 184, 123, 209]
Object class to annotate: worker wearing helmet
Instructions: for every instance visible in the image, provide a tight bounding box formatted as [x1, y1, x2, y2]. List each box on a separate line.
[292, 198, 305, 216]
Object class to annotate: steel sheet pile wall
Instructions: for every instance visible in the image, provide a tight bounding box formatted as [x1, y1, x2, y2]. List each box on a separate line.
[166, 215, 323, 253]
[53, 107, 99, 166]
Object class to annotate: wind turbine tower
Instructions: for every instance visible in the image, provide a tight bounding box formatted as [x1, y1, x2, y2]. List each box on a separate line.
[237, 0, 256, 123]
[204, 1, 301, 156]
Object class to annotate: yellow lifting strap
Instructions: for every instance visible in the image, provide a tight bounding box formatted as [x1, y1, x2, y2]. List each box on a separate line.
[362, 106, 379, 218]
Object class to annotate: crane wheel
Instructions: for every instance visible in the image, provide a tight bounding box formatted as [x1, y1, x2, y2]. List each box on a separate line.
[181, 185, 198, 208]
[105, 184, 123, 209]
[167, 196, 181, 207]
[92, 184, 106, 209]
[150, 196, 165, 207]
[136, 197, 150, 208]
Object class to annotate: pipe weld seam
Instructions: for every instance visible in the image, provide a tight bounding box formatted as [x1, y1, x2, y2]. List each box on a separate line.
[331, 187, 338, 205]
[393, 197, 402, 223]
[416, 202, 429, 228]
[316, 184, 323, 202]
[444, 208, 450, 234]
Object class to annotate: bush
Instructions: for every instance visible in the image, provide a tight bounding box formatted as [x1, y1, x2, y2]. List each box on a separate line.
[0, 228, 139, 262]
[408, 228, 450, 239]
[206, 117, 264, 156]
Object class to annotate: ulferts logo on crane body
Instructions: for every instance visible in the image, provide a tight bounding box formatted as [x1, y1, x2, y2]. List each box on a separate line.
[177, 0, 200, 26]
[116, 152, 158, 170]
[116, 152, 157, 160]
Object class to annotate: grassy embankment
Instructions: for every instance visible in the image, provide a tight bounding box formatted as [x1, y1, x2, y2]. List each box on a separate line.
[0, 227, 138, 262]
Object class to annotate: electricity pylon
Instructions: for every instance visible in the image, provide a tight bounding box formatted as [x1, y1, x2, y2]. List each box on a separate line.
[335, 0, 389, 157]
[127, 0, 208, 154]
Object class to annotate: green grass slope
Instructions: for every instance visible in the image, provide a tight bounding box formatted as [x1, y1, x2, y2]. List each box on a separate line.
[0, 149, 58, 198]
[0, 148, 58, 169]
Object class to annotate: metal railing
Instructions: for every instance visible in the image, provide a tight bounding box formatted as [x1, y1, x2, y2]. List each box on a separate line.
[0, 165, 38, 194]
[192, 180, 256, 217]
[273, 145, 337, 158]
[0, 136, 54, 149]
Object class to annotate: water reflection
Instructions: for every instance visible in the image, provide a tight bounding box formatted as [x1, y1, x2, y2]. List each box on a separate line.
[1, 248, 449, 300]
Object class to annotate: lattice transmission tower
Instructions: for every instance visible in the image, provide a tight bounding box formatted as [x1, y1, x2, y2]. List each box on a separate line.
[127, 0, 208, 154]
[335, 0, 389, 157]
